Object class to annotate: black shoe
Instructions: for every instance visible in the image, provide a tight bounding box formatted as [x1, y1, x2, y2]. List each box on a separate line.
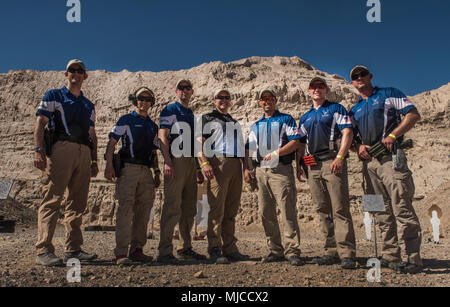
[35, 253, 63, 267]
[261, 253, 285, 263]
[312, 255, 340, 265]
[380, 258, 406, 272]
[401, 263, 423, 274]
[224, 251, 250, 262]
[177, 248, 207, 261]
[341, 258, 356, 269]
[156, 254, 180, 264]
[288, 255, 304, 266]
[64, 250, 98, 262]
[209, 248, 230, 264]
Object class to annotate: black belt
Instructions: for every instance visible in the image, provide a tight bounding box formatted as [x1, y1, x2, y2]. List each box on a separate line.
[57, 134, 91, 147]
[122, 158, 151, 166]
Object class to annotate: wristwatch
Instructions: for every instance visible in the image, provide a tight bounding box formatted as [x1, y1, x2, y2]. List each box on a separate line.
[35, 146, 45, 153]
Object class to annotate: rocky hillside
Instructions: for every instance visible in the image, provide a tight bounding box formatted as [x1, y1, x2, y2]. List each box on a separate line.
[0, 57, 448, 237]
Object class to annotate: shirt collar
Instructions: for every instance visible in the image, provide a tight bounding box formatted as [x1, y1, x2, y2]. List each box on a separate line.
[175, 101, 192, 112]
[309, 100, 330, 111]
[261, 109, 281, 120]
[357, 86, 380, 103]
[131, 110, 149, 120]
[61, 85, 84, 100]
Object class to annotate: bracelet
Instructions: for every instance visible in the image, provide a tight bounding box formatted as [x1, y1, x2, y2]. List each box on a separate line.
[273, 150, 279, 157]
[200, 161, 210, 168]
[389, 133, 397, 139]
[337, 155, 345, 160]
[34, 146, 45, 153]
[154, 168, 161, 173]
[91, 160, 98, 164]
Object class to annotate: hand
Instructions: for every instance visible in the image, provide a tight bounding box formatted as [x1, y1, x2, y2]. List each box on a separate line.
[91, 163, 99, 178]
[164, 160, 175, 179]
[202, 164, 215, 180]
[154, 173, 161, 188]
[263, 151, 278, 161]
[330, 158, 344, 174]
[244, 169, 255, 184]
[197, 171, 204, 184]
[34, 151, 47, 171]
[382, 136, 395, 152]
[296, 166, 306, 182]
[104, 164, 115, 181]
[357, 144, 372, 160]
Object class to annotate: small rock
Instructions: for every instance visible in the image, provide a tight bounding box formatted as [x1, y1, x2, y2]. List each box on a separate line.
[194, 271, 206, 278]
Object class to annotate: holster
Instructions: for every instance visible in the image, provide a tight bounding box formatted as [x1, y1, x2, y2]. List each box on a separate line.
[113, 154, 123, 178]
[43, 125, 56, 157]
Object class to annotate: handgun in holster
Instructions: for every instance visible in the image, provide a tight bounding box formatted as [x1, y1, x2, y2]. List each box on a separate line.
[366, 141, 389, 158]
[43, 119, 56, 157]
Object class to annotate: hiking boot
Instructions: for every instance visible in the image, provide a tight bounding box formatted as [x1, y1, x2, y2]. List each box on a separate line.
[129, 248, 153, 263]
[209, 248, 230, 264]
[380, 258, 406, 272]
[177, 248, 207, 261]
[64, 250, 98, 262]
[116, 256, 132, 266]
[312, 255, 340, 265]
[35, 253, 63, 267]
[157, 254, 180, 264]
[261, 253, 285, 263]
[341, 258, 356, 269]
[401, 263, 423, 274]
[288, 255, 304, 266]
[224, 251, 250, 262]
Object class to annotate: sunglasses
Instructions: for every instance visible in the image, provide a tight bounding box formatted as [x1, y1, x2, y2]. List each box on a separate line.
[137, 96, 154, 102]
[260, 96, 275, 101]
[177, 85, 192, 91]
[67, 67, 85, 74]
[351, 70, 369, 81]
[309, 84, 327, 90]
[216, 95, 230, 100]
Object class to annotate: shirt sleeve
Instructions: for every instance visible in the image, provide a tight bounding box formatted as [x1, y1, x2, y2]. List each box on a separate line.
[109, 116, 128, 141]
[36, 90, 55, 119]
[298, 117, 308, 144]
[385, 88, 416, 116]
[284, 115, 301, 142]
[334, 104, 353, 131]
[159, 107, 177, 130]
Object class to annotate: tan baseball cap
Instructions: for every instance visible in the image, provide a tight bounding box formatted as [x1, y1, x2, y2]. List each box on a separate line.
[66, 59, 86, 71]
[309, 77, 329, 89]
[135, 87, 155, 98]
[350, 65, 369, 79]
[214, 89, 231, 99]
[259, 88, 277, 100]
[176, 79, 193, 89]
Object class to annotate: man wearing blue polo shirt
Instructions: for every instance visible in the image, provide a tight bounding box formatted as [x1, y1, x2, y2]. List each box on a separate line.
[105, 87, 161, 265]
[244, 88, 303, 266]
[157, 79, 206, 263]
[349, 65, 422, 274]
[33, 59, 98, 266]
[297, 77, 356, 269]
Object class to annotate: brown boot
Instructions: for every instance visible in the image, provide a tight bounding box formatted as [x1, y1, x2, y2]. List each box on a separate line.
[129, 248, 153, 263]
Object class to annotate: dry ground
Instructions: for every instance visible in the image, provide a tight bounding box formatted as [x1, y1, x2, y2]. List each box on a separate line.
[0, 225, 448, 288]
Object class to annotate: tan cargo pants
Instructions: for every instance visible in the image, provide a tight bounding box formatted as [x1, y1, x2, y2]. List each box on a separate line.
[158, 157, 198, 257]
[363, 154, 422, 265]
[36, 141, 91, 255]
[255, 163, 301, 258]
[114, 163, 155, 257]
[308, 159, 356, 259]
[207, 157, 242, 255]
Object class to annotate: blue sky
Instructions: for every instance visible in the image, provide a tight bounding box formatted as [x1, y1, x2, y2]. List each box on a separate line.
[0, 0, 448, 95]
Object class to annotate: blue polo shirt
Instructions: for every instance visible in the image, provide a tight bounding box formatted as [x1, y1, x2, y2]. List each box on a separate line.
[36, 86, 95, 140]
[159, 101, 195, 156]
[349, 87, 416, 146]
[109, 111, 159, 163]
[246, 110, 301, 162]
[299, 100, 352, 155]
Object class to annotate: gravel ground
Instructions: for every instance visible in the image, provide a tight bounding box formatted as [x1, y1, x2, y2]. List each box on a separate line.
[0, 225, 448, 287]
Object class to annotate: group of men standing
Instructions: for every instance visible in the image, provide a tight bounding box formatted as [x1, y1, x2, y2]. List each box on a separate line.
[32, 59, 423, 275]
